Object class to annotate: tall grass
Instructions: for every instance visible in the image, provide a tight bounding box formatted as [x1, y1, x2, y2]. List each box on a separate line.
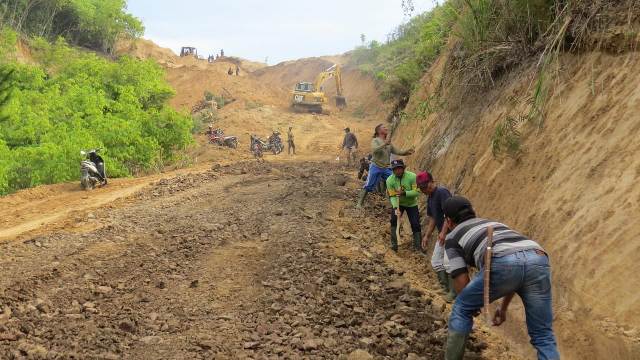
[349, 3, 459, 101]
[450, 0, 555, 85]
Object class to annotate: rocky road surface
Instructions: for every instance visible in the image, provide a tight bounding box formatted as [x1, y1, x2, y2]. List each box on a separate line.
[0, 161, 488, 359]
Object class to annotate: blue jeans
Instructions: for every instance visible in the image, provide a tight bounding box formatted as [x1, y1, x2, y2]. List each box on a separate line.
[448, 250, 559, 360]
[363, 163, 391, 192]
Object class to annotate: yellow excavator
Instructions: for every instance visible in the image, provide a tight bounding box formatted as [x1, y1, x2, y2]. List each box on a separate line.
[291, 64, 346, 113]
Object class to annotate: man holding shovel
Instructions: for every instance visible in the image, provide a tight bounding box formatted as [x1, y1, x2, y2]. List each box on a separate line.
[385, 159, 422, 252]
[442, 196, 559, 360]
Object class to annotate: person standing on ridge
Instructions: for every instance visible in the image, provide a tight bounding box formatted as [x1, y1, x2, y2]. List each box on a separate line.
[341, 128, 358, 166]
[287, 126, 295, 155]
[386, 159, 422, 252]
[417, 171, 455, 301]
[442, 196, 559, 360]
[220, 49, 224, 57]
[356, 123, 414, 208]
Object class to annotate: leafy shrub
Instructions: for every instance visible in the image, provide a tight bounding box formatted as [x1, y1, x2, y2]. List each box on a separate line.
[192, 110, 217, 134]
[0, 38, 192, 195]
[491, 115, 527, 158]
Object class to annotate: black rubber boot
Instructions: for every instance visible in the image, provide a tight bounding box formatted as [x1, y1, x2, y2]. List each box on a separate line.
[437, 270, 449, 293]
[445, 331, 469, 360]
[446, 274, 457, 302]
[356, 189, 368, 208]
[390, 226, 398, 252]
[412, 232, 422, 251]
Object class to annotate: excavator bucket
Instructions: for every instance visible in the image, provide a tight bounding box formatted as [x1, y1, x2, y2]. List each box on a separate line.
[335, 96, 347, 109]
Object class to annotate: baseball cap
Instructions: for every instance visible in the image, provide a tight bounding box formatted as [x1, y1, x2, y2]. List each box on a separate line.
[416, 171, 432, 186]
[443, 196, 476, 223]
[390, 159, 405, 169]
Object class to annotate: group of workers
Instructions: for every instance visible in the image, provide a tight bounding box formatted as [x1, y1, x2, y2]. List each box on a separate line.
[207, 49, 226, 63]
[354, 123, 559, 360]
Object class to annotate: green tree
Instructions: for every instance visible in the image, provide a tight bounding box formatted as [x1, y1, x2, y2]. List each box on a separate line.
[0, 0, 143, 52]
[0, 38, 192, 195]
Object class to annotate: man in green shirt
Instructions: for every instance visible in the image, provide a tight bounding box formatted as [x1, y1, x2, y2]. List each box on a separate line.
[356, 123, 414, 208]
[386, 159, 422, 252]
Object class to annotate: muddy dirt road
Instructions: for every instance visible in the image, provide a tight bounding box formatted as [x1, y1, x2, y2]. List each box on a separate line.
[0, 161, 502, 359]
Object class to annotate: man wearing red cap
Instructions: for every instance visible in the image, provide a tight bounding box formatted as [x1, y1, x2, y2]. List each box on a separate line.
[417, 171, 455, 301]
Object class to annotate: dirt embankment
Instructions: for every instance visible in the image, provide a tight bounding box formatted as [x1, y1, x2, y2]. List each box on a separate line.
[391, 38, 640, 359]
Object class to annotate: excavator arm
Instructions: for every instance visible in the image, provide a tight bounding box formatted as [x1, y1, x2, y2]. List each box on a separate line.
[313, 65, 346, 109]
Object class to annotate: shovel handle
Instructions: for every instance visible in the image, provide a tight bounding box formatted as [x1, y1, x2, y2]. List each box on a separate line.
[484, 226, 494, 324]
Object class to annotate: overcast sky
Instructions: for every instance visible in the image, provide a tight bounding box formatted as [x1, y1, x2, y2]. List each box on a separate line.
[127, 0, 435, 65]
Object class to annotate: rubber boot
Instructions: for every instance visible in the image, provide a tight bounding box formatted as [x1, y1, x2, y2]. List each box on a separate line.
[445, 331, 469, 360]
[412, 232, 422, 252]
[436, 270, 449, 293]
[356, 189, 368, 208]
[446, 274, 457, 302]
[390, 226, 398, 252]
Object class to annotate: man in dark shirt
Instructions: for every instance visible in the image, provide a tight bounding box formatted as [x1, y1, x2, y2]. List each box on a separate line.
[341, 128, 358, 166]
[442, 196, 559, 360]
[417, 171, 454, 300]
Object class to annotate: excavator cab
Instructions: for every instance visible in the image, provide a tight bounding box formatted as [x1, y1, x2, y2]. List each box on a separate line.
[294, 82, 315, 92]
[180, 47, 198, 58]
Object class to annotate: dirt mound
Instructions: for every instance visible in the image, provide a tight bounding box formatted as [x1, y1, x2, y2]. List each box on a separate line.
[115, 38, 177, 64]
[391, 44, 640, 358]
[164, 62, 286, 112]
[253, 57, 337, 89]
[254, 55, 390, 118]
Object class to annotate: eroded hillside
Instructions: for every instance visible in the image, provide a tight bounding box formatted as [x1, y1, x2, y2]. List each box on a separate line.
[393, 26, 640, 360]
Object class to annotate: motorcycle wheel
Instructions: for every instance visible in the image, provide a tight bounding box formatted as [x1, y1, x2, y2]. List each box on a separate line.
[229, 139, 238, 149]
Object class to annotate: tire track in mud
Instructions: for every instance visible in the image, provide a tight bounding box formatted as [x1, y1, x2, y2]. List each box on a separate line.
[0, 161, 487, 359]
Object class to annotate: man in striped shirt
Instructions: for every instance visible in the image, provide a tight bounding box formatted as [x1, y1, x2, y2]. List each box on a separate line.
[442, 196, 559, 360]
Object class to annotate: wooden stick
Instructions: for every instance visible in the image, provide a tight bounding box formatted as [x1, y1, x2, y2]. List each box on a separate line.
[484, 226, 494, 325]
[395, 189, 402, 245]
[396, 209, 402, 243]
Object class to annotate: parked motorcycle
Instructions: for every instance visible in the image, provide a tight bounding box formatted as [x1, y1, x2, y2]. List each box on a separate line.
[208, 128, 238, 149]
[249, 134, 264, 160]
[266, 131, 284, 155]
[80, 148, 107, 190]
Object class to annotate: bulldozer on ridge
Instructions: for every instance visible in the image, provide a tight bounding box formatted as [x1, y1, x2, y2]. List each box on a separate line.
[180, 47, 198, 58]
